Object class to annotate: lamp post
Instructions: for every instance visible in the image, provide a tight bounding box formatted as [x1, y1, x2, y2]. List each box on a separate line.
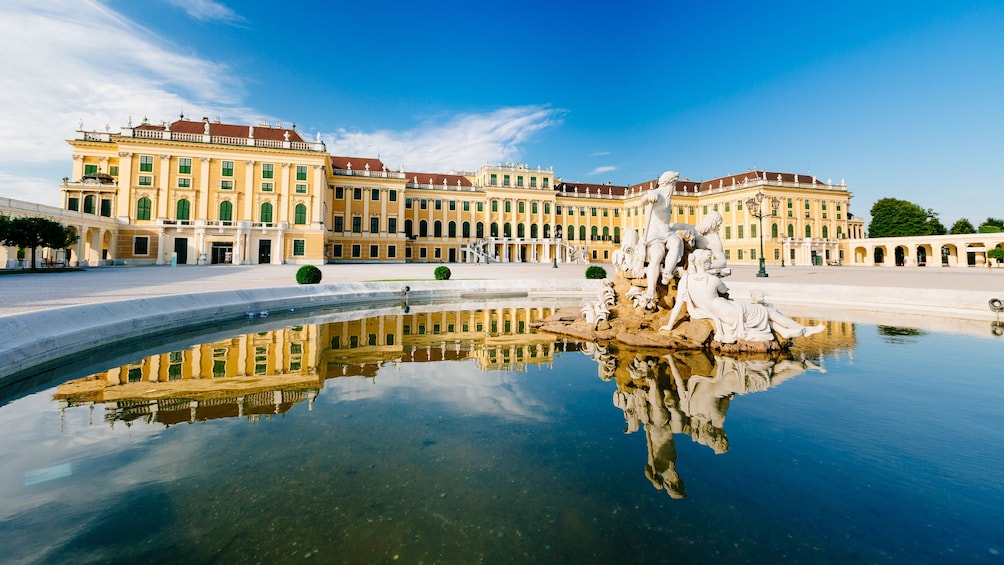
[553, 230, 561, 268]
[747, 190, 780, 278]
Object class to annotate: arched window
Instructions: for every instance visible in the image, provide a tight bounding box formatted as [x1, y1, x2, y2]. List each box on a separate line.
[84, 195, 97, 214]
[462, 221, 471, 238]
[602, 226, 609, 240]
[504, 223, 512, 237]
[517, 224, 525, 238]
[567, 224, 574, 241]
[613, 226, 621, 244]
[219, 201, 233, 224]
[771, 223, 779, 238]
[530, 224, 538, 238]
[448, 221, 456, 238]
[260, 202, 273, 223]
[294, 203, 307, 225]
[434, 221, 442, 237]
[805, 225, 812, 238]
[476, 222, 484, 238]
[579, 225, 586, 241]
[822, 225, 828, 239]
[543, 224, 551, 238]
[136, 197, 151, 221]
[554, 224, 561, 238]
[787, 224, 794, 238]
[491, 222, 499, 237]
[419, 220, 428, 237]
[176, 199, 190, 221]
[591, 226, 598, 241]
[405, 219, 413, 237]
[836, 226, 843, 238]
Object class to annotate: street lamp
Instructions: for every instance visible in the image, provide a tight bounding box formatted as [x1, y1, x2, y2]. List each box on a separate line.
[747, 190, 780, 278]
[553, 229, 562, 268]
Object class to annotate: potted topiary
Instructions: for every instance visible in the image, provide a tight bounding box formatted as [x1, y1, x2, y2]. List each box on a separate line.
[585, 265, 607, 279]
[296, 264, 323, 284]
[434, 265, 451, 280]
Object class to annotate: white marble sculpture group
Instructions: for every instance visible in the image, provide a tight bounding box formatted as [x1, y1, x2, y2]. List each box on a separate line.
[605, 170, 824, 345]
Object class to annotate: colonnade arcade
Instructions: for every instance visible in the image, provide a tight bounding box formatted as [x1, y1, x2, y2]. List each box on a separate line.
[845, 233, 1004, 267]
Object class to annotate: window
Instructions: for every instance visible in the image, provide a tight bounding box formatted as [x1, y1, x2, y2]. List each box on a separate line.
[370, 244, 379, 258]
[352, 216, 362, 233]
[435, 200, 442, 211]
[751, 224, 757, 238]
[543, 178, 549, 188]
[133, 236, 149, 255]
[420, 199, 428, 210]
[335, 187, 344, 199]
[295, 184, 307, 193]
[333, 216, 343, 232]
[219, 201, 233, 223]
[176, 199, 190, 221]
[389, 190, 398, 202]
[738, 249, 744, 260]
[262, 163, 274, 179]
[178, 158, 191, 174]
[787, 224, 794, 238]
[84, 195, 96, 214]
[737, 225, 744, 239]
[517, 176, 524, 187]
[822, 225, 829, 238]
[449, 200, 456, 211]
[751, 249, 757, 260]
[220, 180, 234, 190]
[805, 225, 812, 238]
[805, 199, 810, 210]
[84, 164, 97, 175]
[591, 207, 597, 217]
[775, 249, 781, 260]
[370, 217, 379, 233]
[518, 201, 525, 214]
[388, 245, 397, 258]
[178, 178, 191, 188]
[332, 244, 343, 257]
[503, 175, 510, 186]
[294, 204, 307, 225]
[491, 200, 498, 213]
[544, 203, 551, 214]
[725, 226, 731, 239]
[449, 221, 457, 237]
[260, 202, 273, 223]
[139, 155, 153, 172]
[388, 217, 397, 234]
[477, 202, 483, 212]
[109, 165, 119, 176]
[771, 223, 779, 238]
[530, 177, 537, 188]
[434, 221, 443, 237]
[100, 199, 112, 217]
[556, 205, 562, 215]
[296, 165, 307, 181]
[580, 208, 585, 216]
[261, 182, 273, 192]
[293, 239, 305, 256]
[67, 197, 79, 211]
[419, 248, 427, 258]
[136, 197, 151, 220]
[725, 202, 730, 212]
[221, 161, 234, 176]
[405, 197, 412, 208]
[353, 188, 362, 200]
[371, 189, 380, 201]
[138, 175, 152, 186]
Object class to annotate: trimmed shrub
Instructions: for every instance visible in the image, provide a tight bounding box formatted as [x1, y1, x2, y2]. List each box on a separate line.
[585, 265, 607, 279]
[434, 265, 452, 280]
[295, 264, 322, 284]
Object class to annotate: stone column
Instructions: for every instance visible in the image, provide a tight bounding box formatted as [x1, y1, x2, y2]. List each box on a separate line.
[157, 154, 171, 219]
[157, 229, 166, 265]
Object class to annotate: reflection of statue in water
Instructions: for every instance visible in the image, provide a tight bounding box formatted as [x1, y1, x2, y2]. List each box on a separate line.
[603, 348, 823, 499]
[663, 249, 825, 343]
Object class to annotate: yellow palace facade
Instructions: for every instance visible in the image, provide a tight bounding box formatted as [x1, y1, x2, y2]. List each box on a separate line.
[62, 117, 859, 267]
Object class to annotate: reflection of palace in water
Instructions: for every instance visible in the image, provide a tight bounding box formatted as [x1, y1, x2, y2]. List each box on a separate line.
[589, 319, 854, 499]
[55, 307, 575, 426]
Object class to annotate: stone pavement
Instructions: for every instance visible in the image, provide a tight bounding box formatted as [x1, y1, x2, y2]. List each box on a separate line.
[0, 262, 1001, 317]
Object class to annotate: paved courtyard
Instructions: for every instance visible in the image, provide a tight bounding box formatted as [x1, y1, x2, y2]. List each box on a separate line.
[0, 262, 1001, 317]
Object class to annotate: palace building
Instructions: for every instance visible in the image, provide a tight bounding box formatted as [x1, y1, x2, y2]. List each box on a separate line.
[57, 116, 860, 267]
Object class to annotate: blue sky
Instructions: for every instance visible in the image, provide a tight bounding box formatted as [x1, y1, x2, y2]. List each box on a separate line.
[1, 0, 1002, 226]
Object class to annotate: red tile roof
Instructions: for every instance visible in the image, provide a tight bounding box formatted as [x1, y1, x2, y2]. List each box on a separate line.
[554, 181, 629, 196]
[330, 156, 388, 172]
[165, 119, 305, 142]
[406, 172, 474, 187]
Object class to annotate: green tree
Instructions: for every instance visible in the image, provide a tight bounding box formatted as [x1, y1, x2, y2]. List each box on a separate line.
[949, 218, 976, 234]
[0, 216, 74, 269]
[867, 198, 944, 238]
[978, 217, 1004, 233]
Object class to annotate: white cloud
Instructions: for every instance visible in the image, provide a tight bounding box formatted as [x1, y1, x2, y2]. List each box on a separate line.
[588, 151, 611, 157]
[165, 0, 245, 24]
[0, 0, 255, 205]
[325, 105, 564, 172]
[587, 166, 617, 176]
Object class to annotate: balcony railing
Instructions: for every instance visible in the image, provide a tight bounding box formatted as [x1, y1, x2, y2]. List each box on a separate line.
[94, 128, 327, 152]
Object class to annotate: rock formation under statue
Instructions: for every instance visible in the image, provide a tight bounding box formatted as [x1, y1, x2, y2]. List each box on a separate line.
[536, 170, 824, 353]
